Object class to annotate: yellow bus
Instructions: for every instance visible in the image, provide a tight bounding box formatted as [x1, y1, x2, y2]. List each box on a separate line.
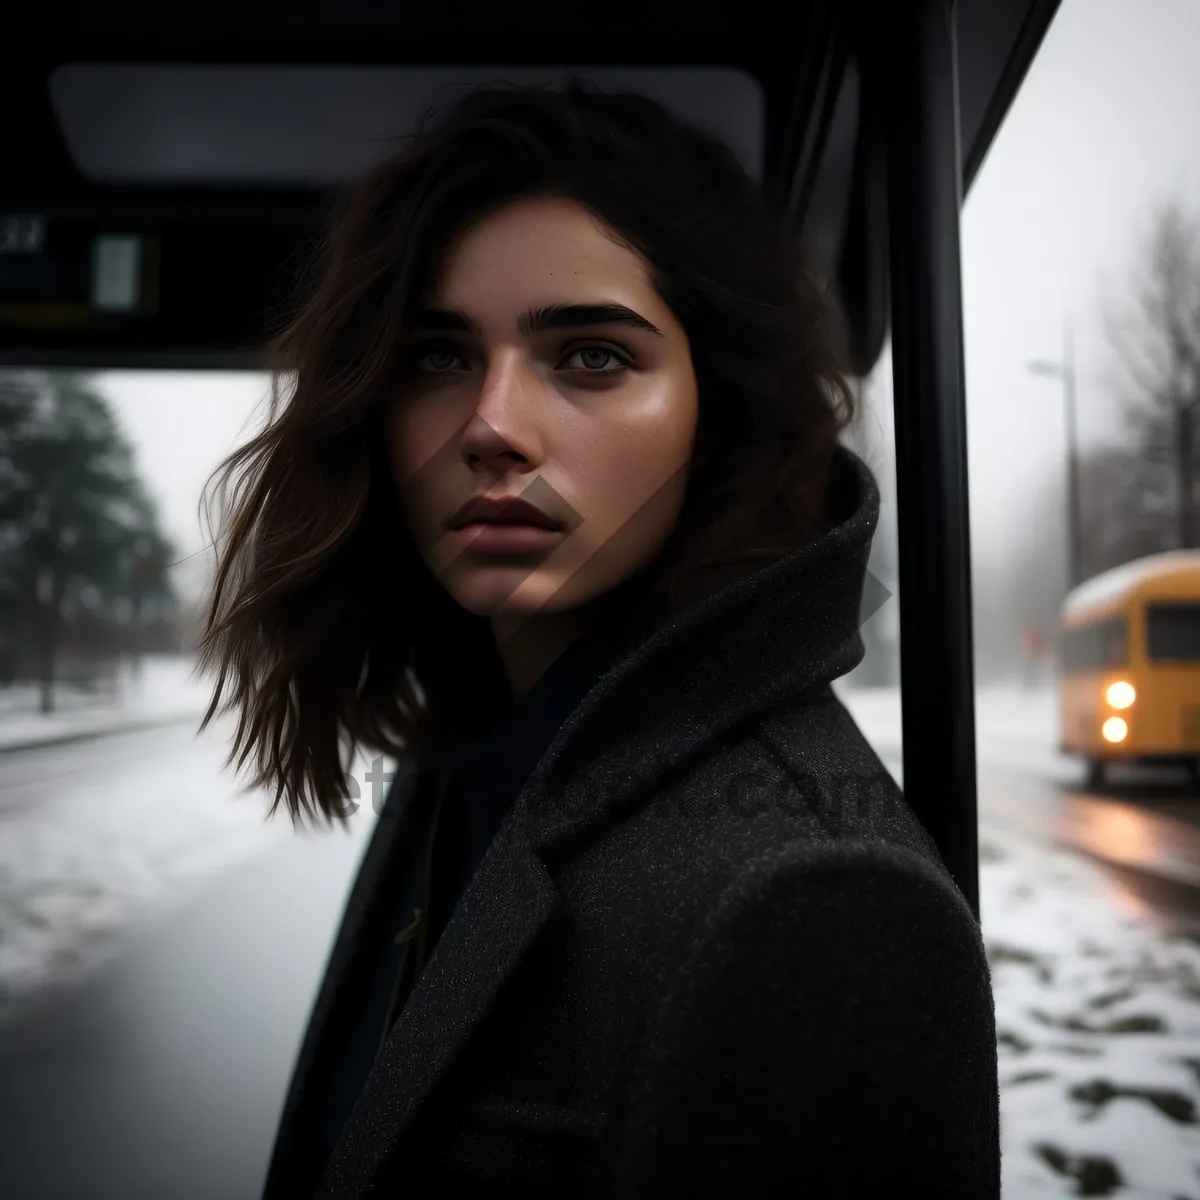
[1059, 550, 1200, 790]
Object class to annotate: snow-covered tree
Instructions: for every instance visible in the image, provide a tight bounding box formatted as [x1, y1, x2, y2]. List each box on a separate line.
[0, 371, 177, 709]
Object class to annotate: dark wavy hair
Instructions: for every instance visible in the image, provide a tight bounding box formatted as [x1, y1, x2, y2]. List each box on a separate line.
[196, 79, 855, 828]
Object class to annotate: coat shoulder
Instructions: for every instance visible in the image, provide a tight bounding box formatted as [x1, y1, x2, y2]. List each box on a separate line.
[605, 838, 1000, 1198]
[659, 687, 947, 885]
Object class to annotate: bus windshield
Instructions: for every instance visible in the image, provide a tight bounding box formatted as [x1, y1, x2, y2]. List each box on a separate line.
[1062, 616, 1129, 673]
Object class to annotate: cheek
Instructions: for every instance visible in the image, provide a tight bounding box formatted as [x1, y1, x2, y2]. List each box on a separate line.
[572, 395, 698, 532]
[384, 405, 446, 520]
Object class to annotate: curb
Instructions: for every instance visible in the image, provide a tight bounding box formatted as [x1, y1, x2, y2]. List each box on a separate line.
[0, 711, 208, 755]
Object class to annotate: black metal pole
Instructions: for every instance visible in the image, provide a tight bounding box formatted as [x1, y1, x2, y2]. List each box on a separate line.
[880, 0, 980, 919]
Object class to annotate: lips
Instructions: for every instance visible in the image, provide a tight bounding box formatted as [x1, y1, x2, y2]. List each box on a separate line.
[454, 522, 562, 555]
[448, 494, 563, 531]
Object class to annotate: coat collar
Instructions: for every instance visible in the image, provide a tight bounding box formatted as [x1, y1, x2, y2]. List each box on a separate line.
[424, 620, 626, 815]
[519, 444, 880, 859]
[314, 445, 880, 1197]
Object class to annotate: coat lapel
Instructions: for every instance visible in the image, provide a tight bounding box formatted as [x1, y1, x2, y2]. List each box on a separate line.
[315, 807, 561, 1197]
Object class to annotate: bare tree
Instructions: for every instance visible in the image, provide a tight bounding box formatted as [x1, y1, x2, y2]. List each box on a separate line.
[1105, 199, 1200, 549]
[1076, 443, 1176, 579]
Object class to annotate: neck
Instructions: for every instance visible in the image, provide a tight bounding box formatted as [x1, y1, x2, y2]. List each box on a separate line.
[491, 607, 597, 703]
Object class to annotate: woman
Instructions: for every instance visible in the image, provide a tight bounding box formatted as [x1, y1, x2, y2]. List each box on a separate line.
[199, 81, 999, 1198]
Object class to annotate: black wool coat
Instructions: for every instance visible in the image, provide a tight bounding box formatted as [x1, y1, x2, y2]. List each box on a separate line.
[261, 447, 1001, 1199]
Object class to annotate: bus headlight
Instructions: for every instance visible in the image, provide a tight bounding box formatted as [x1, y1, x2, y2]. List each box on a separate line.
[1105, 681, 1136, 709]
[1102, 716, 1128, 743]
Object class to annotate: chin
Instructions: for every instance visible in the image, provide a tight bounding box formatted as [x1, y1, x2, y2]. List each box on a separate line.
[448, 565, 609, 619]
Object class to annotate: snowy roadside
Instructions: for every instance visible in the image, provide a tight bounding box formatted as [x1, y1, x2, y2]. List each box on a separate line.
[0, 655, 211, 752]
[838, 681, 1200, 1197]
[834, 679, 1078, 783]
[983, 824, 1200, 1198]
[0, 694, 385, 1030]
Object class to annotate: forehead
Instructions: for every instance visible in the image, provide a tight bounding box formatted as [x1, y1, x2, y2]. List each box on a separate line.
[429, 195, 657, 308]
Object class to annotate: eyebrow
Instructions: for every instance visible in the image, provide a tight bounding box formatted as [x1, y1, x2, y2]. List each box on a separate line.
[408, 302, 665, 338]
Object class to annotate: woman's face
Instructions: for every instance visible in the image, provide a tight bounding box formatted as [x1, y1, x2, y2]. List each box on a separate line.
[385, 194, 699, 621]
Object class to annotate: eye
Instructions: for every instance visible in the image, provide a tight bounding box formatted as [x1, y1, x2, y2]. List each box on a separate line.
[412, 345, 468, 373]
[560, 345, 630, 373]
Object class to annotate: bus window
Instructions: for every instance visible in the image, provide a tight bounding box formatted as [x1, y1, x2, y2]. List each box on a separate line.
[1062, 616, 1128, 672]
[1146, 602, 1200, 662]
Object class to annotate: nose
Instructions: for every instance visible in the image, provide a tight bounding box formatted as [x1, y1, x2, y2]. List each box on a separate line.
[459, 354, 543, 471]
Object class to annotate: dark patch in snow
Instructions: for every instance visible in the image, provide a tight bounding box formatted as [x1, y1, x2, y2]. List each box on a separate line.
[1029, 1007, 1168, 1035]
[1033, 1143, 1124, 1196]
[1006, 1070, 1056, 1086]
[997, 1028, 1032, 1054]
[1087, 986, 1138, 1010]
[1045, 1042, 1103, 1058]
[987, 942, 1055, 983]
[1070, 1078, 1198, 1125]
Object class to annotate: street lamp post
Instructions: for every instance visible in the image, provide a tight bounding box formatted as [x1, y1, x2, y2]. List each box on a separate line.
[1029, 316, 1083, 588]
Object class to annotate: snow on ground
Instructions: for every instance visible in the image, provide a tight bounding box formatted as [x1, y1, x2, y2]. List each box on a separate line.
[0, 734, 383, 1028]
[0, 655, 216, 751]
[0, 655, 383, 1026]
[834, 678, 1079, 783]
[839, 681, 1200, 1197]
[982, 824, 1200, 1198]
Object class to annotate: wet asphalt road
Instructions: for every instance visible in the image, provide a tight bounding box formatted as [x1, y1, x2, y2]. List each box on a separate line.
[978, 761, 1200, 942]
[0, 794, 371, 1200]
